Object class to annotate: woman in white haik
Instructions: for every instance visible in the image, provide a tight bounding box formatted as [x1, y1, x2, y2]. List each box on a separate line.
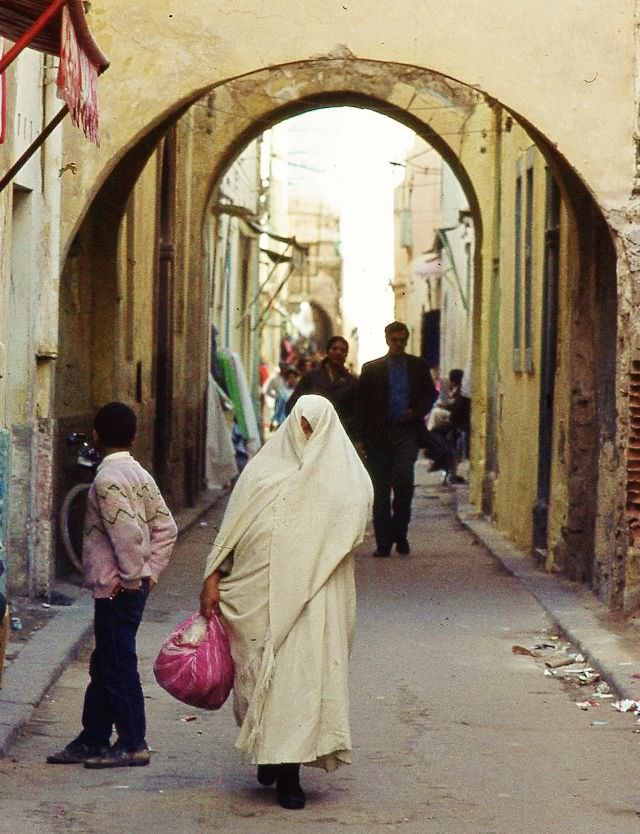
[200, 394, 373, 810]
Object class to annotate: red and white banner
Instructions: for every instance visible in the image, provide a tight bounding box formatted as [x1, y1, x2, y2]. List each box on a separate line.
[56, 5, 99, 144]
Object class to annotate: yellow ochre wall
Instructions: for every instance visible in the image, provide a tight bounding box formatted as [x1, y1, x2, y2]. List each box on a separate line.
[492, 132, 548, 548]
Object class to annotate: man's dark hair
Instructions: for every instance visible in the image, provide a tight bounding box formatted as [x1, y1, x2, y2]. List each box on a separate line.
[449, 369, 464, 386]
[384, 321, 409, 339]
[325, 335, 349, 352]
[94, 402, 137, 447]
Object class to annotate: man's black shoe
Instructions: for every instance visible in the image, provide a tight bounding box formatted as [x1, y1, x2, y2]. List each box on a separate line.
[372, 549, 391, 558]
[47, 740, 108, 764]
[395, 539, 410, 556]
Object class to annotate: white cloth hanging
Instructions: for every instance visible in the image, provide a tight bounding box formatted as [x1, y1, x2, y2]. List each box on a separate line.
[205, 373, 238, 489]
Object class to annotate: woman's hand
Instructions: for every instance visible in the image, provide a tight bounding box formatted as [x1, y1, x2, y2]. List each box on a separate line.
[200, 572, 221, 619]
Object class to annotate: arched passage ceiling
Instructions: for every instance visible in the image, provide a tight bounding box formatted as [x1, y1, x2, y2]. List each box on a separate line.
[199, 62, 488, 238]
[60, 0, 635, 250]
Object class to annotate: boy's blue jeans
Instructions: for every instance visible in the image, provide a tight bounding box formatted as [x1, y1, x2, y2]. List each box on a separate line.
[77, 580, 149, 752]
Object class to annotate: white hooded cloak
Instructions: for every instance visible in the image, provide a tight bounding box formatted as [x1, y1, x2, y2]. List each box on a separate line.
[204, 395, 373, 769]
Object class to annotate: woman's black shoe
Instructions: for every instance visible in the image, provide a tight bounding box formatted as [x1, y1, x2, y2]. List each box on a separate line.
[276, 763, 306, 810]
[257, 764, 279, 786]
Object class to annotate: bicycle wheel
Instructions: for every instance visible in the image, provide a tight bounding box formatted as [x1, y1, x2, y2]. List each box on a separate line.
[59, 482, 90, 572]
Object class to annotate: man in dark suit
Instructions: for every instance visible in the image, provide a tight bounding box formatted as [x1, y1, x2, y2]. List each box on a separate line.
[353, 321, 436, 557]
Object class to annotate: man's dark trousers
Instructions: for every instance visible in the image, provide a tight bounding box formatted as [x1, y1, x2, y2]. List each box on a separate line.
[366, 425, 419, 553]
[78, 580, 149, 752]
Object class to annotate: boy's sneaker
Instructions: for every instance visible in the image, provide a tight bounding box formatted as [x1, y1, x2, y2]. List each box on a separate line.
[47, 739, 108, 764]
[84, 740, 150, 769]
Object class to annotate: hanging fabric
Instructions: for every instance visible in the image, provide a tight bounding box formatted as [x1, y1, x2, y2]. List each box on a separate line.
[229, 352, 261, 456]
[217, 350, 261, 457]
[0, 0, 109, 145]
[56, 4, 99, 143]
[205, 374, 238, 490]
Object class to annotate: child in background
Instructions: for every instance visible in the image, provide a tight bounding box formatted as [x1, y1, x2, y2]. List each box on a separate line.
[270, 368, 299, 430]
[47, 402, 177, 768]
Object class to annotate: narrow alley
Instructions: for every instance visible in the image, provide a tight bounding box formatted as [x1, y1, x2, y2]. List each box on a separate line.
[4, 5, 640, 833]
[2, 467, 640, 834]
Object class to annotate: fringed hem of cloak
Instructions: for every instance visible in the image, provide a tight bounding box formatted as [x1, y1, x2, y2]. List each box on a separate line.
[234, 639, 276, 756]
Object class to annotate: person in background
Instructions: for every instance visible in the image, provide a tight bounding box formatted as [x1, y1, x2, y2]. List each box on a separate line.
[258, 359, 270, 436]
[353, 321, 436, 557]
[441, 368, 463, 405]
[429, 368, 470, 484]
[47, 402, 177, 768]
[431, 367, 442, 396]
[258, 359, 270, 390]
[297, 355, 316, 375]
[271, 368, 299, 430]
[264, 364, 287, 405]
[286, 336, 357, 435]
[280, 334, 296, 366]
[263, 363, 288, 431]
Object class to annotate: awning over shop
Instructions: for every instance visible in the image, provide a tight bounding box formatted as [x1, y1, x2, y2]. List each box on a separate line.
[0, 0, 108, 148]
[0, 0, 107, 66]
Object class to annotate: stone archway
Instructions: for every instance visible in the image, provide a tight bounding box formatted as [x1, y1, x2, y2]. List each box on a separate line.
[60, 1, 634, 252]
[55, 56, 624, 606]
[194, 61, 617, 584]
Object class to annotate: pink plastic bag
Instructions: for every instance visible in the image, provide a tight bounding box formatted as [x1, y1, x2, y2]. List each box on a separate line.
[153, 611, 234, 710]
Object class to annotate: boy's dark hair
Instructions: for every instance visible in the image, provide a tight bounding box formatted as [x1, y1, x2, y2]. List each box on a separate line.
[449, 369, 464, 386]
[94, 402, 137, 448]
[384, 321, 409, 339]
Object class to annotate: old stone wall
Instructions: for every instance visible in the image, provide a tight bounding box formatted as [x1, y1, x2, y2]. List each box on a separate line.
[607, 205, 640, 609]
[60, 1, 635, 253]
[37, 17, 639, 609]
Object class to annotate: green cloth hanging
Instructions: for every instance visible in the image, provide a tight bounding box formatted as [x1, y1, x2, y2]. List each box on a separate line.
[218, 351, 249, 439]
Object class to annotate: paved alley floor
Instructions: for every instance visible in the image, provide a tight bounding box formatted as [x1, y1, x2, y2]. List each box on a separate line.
[2, 467, 640, 833]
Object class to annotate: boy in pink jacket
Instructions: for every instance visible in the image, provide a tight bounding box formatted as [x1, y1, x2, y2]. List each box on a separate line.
[47, 402, 177, 768]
